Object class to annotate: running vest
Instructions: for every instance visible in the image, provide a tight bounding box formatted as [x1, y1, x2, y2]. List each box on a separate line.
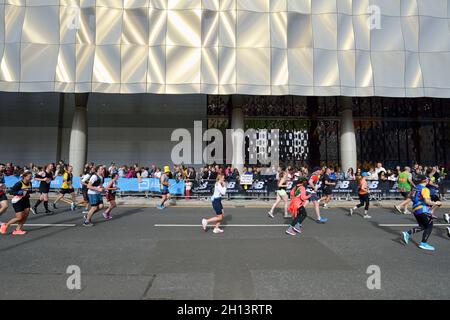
[62, 171, 73, 189]
[91, 174, 103, 188]
[358, 178, 368, 195]
[11, 180, 32, 203]
[412, 185, 431, 215]
[161, 174, 169, 192]
[107, 180, 117, 195]
[398, 172, 411, 192]
[39, 171, 53, 188]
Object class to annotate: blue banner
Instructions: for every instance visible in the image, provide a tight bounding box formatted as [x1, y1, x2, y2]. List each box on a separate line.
[4, 176, 185, 195]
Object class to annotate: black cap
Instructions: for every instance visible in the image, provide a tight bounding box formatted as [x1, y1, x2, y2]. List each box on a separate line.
[312, 166, 322, 172]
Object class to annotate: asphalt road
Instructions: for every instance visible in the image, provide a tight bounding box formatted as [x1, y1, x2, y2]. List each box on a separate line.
[0, 204, 449, 300]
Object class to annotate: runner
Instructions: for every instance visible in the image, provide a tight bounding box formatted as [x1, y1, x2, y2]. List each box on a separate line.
[0, 171, 33, 236]
[157, 166, 171, 210]
[320, 167, 336, 209]
[53, 165, 77, 211]
[201, 174, 226, 234]
[308, 167, 328, 223]
[349, 172, 372, 219]
[394, 167, 415, 214]
[426, 167, 441, 216]
[103, 173, 120, 220]
[268, 170, 289, 219]
[402, 174, 441, 251]
[80, 166, 95, 215]
[31, 163, 54, 215]
[285, 177, 311, 236]
[83, 166, 105, 227]
[0, 168, 9, 223]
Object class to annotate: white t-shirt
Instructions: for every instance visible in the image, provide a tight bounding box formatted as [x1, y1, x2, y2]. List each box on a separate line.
[212, 182, 227, 199]
[87, 174, 103, 195]
[81, 174, 91, 184]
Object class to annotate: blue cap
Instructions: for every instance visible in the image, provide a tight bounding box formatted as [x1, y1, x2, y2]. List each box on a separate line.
[362, 172, 371, 177]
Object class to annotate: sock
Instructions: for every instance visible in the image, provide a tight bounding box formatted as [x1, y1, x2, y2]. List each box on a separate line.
[44, 201, 49, 211]
[34, 200, 42, 208]
[365, 210, 368, 215]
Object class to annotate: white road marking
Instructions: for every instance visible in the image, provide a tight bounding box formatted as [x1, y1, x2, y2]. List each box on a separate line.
[379, 224, 450, 227]
[11, 224, 77, 227]
[155, 224, 289, 227]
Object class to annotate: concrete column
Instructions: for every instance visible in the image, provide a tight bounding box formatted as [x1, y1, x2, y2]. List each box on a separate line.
[69, 93, 88, 176]
[340, 97, 357, 172]
[231, 95, 245, 174]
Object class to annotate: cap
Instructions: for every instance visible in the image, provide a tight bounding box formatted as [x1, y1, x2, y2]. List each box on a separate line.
[164, 166, 171, 173]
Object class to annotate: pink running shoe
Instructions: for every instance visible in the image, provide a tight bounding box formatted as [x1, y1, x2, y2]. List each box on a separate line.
[12, 230, 27, 236]
[0, 223, 8, 235]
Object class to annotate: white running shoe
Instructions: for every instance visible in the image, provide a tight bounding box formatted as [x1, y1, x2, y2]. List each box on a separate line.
[201, 219, 208, 231]
[444, 213, 450, 224]
[363, 214, 372, 219]
[403, 209, 411, 215]
[349, 208, 353, 216]
[268, 211, 274, 219]
[213, 228, 224, 234]
[82, 210, 89, 215]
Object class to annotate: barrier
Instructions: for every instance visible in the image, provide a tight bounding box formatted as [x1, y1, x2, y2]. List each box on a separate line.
[3, 175, 449, 199]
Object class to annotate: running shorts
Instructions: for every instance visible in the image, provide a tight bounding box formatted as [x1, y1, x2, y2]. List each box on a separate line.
[322, 187, 332, 196]
[309, 193, 320, 202]
[277, 189, 287, 197]
[60, 188, 75, 195]
[106, 193, 116, 202]
[13, 198, 30, 213]
[39, 185, 51, 194]
[88, 194, 103, 207]
[400, 191, 412, 199]
[431, 194, 440, 202]
[212, 198, 223, 215]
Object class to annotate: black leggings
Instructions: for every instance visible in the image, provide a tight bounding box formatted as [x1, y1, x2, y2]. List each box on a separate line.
[356, 194, 370, 211]
[291, 207, 308, 227]
[408, 214, 434, 243]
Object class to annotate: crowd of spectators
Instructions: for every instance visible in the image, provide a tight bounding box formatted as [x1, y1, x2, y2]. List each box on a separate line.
[0, 160, 448, 184]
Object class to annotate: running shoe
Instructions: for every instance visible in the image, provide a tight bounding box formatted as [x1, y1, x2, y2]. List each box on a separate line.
[293, 224, 302, 234]
[0, 223, 8, 235]
[349, 208, 353, 216]
[394, 205, 402, 214]
[201, 219, 208, 231]
[418, 242, 435, 251]
[83, 221, 94, 227]
[52, 203, 57, 209]
[402, 232, 410, 245]
[213, 228, 224, 234]
[403, 209, 411, 215]
[82, 210, 89, 215]
[102, 211, 110, 220]
[363, 214, 372, 219]
[285, 227, 296, 236]
[30, 207, 38, 215]
[12, 230, 27, 236]
[157, 205, 165, 210]
[70, 203, 77, 211]
[45, 210, 53, 215]
[447, 227, 450, 238]
[444, 213, 450, 224]
[267, 211, 274, 219]
[83, 214, 88, 220]
[316, 217, 328, 224]
[323, 203, 328, 209]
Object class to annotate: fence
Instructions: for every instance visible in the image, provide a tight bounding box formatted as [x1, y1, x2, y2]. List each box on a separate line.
[3, 175, 450, 200]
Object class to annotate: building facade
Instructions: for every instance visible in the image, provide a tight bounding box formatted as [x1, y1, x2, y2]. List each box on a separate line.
[0, 1, 449, 173]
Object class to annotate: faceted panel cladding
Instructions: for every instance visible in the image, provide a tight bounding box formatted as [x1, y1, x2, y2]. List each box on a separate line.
[0, 0, 448, 96]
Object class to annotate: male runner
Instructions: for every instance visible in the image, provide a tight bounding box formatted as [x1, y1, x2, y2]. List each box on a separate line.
[157, 166, 171, 210]
[320, 167, 335, 209]
[83, 166, 106, 227]
[394, 167, 415, 214]
[308, 167, 328, 223]
[402, 175, 441, 251]
[53, 165, 77, 211]
[31, 163, 54, 215]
